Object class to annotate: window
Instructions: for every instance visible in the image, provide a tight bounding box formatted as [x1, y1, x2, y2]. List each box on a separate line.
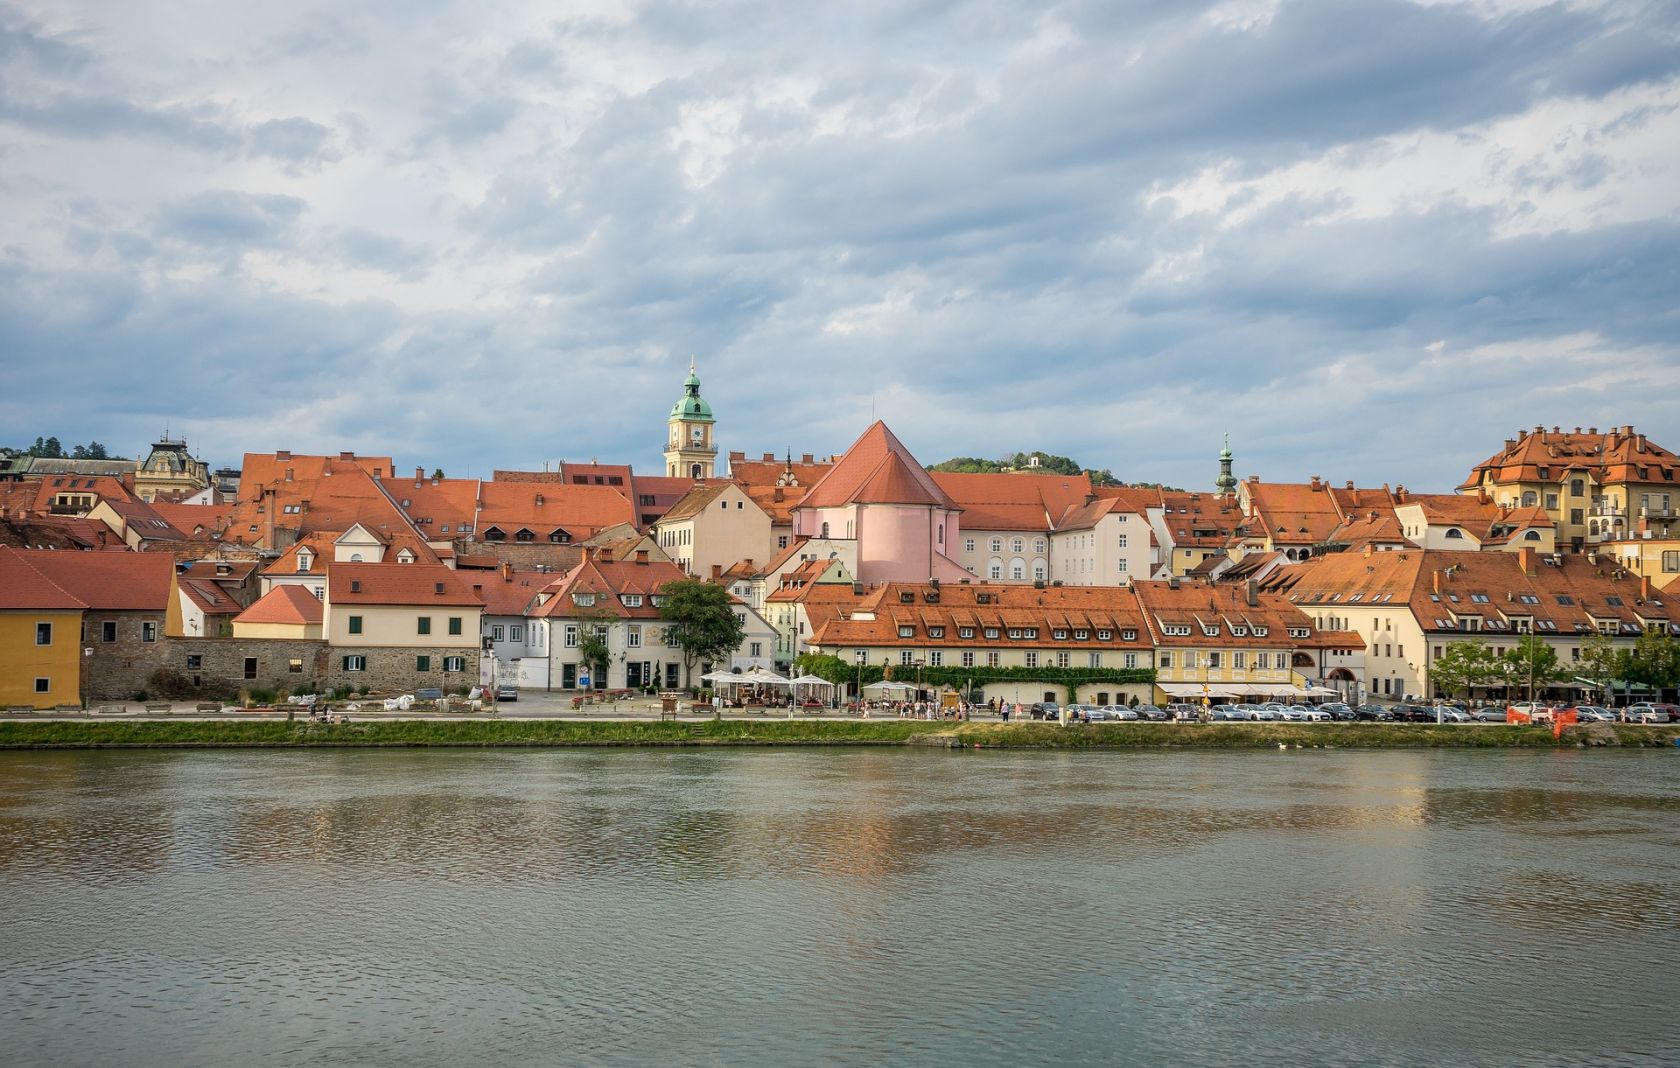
[1207, 652, 1222, 668]
[900, 650, 914, 665]
[1024, 652, 1039, 668]
[35, 677, 50, 694]
[1007, 628, 1022, 640]
[988, 563, 1002, 579]
[418, 617, 432, 635]
[186, 655, 202, 670]
[446, 617, 462, 636]
[929, 626, 944, 639]
[564, 625, 579, 648]
[288, 658, 303, 673]
[491, 625, 505, 641]
[1010, 562, 1024, 580]
[35, 622, 52, 646]
[349, 616, 363, 635]
[343, 655, 366, 672]
[1665, 551, 1680, 573]
[984, 627, 999, 639]
[444, 655, 465, 672]
[511, 625, 523, 641]
[958, 627, 975, 639]
[1056, 652, 1070, 668]
[101, 621, 117, 643]
[629, 626, 643, 648]
[416, 655, 431, 671]
[1117, 533, 1128, 549]
[1159, 652, 1173, 668]
[573, 593, 595, 607]
[1033, 538, 1046, 554]
[962, 651, 975, 667]
[1256, 652, 1269, 670]
[1117, 559, 1129, 574]
[1122, 653, 1136, 669]
[965, 539, 975, 553]
[986, 651, 1000, 667]
[622, 594, 644, 608]
[749, 641, 762, 658]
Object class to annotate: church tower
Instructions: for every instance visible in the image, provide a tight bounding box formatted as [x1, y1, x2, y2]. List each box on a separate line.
[1215, 434, 1237, 497]
[664, 359, 717, 480]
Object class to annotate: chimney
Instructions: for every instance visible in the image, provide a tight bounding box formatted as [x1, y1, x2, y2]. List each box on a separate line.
[599, 547, 613, 564]
[340, 451, 354, 461]
[285, 467, 294, 482]
[262, 487, 276, 547]
[802, 454, 814, 464]
[416, 466, 424, 482]
[636, 550, 649, 565]
[1245, 579, 1258, 607]
[1432, 569, 1442, 596]
[1519, 547, 1536, 576]
[1589, 427, 1598, 436]
[1641, 574, 1652, 600]
[1345, 480, 1354, 490]
[373, 467, 383, 479]
[1637, 434, 1647, 452]
[472, 584, 482, 596]
[276, 450, 291, 461]
[762, 452, 774, 462]
[501, 562, 512, 581]
[1504, 438, 1516, 452]
[711, 564, 723, 580]
[1310, 476, 1322, 491]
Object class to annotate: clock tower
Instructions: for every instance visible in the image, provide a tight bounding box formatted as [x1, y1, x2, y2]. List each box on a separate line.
[665, 359, 717, 480]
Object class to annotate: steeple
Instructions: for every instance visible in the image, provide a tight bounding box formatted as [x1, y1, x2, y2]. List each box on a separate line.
[1215, 433, 1237, 497]
[664, 357, 717, 480]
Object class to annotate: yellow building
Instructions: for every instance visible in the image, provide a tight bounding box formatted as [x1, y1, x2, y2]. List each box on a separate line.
[133, 436, 211, 502]
[0, 546, 86, 708]
[232, 585, 324, 640]
[1459, 425, 1680, 553]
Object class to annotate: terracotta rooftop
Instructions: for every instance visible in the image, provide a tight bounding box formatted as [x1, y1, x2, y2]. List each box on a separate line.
[797, 422, 957, 511]
[328, 562, 482, 606]
[1459, 426, 1680, 492]
[12, 549, 175, 611]
[0, 546, 86, 609]
[235, 584, 324, 626]
[932, 470, 1093, 532]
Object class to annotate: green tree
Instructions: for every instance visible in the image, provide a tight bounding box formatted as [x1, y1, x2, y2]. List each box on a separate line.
[71, 441, 109, 460]
[658, 579, 747, 692]
[431, 468, 445, 479]
[793, 653, 851, 686]
[1626, 627, 1680, 693]
[1428, 638, 1499, 700]
[1499, 635, 1565, 701]
[576, 623, 611, 689]
[1579, 633, 1629, 702]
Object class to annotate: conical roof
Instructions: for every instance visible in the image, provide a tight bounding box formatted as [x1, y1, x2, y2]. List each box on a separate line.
[798, 421, 958, 509]
[670, 361, 714, 423]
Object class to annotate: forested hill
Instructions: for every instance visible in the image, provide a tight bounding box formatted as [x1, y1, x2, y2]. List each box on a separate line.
[927, 452, 1182, 491]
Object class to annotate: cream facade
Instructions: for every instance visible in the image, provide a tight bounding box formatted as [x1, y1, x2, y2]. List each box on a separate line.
[654, 483, 773, 580]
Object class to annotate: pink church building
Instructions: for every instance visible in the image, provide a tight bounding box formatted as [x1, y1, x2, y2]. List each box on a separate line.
[790, 422, 971, 585]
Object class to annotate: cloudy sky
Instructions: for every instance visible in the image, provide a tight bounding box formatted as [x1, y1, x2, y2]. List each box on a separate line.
[2, 0, 1677, 492]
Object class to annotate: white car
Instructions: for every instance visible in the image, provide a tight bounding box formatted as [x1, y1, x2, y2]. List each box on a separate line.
[1437, 708, 1470, 723]
[1298, 707, 1331, 721]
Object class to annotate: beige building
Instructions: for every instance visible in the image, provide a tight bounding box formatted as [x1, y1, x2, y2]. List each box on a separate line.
[133, 437, 210, 502]
[1459, 425, 1680, 553]
[232, 585, 324, 640]
[1392, 492, 1556, 553]
[653, 482, 772, 580]
[1266, 546, 1680, 702]
[323, 563, 482, 652]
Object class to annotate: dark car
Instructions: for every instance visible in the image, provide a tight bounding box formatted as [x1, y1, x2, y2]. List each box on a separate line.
[1134, 704, 1168, 721]
[1319, 702, 1355, 721]
[1392, 705, 1434, 723]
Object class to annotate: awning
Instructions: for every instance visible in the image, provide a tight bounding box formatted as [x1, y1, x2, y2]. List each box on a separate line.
[1158, 682, 1239, 699]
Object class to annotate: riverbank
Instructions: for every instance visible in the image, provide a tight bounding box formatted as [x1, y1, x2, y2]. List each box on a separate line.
[3, 719, 1678, 749]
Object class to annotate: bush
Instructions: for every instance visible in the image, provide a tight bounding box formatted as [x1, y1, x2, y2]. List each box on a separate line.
[328, 685, 354, 700]
[247, 687, 278, 705]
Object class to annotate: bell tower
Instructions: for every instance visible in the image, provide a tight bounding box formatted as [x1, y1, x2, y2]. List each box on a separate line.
[665, 358, 717, 480]
[1215, 433, 1237, 497]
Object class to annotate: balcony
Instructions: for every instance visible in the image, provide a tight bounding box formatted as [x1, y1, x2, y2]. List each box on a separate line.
[665, 442, 718, 455]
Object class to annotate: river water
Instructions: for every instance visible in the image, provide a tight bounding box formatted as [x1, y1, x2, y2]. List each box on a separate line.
[1, 748, 1676, 1067]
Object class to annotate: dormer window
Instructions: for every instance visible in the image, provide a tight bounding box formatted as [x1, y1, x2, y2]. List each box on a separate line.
[573, 593, 596, 607]
[297, 552, 312, 572]
[959, 627, 974, 639]
[515, 529, 535, 543]
[397, 549, 414, 564]
[898, 626, 915, 638]
[928, 626, 944, 639]
[1023, 628, 1038, 640]
[622, 594, 643, 608]
[1053, 629, 1068, 640]
[983, 627, 999, 639]
[350, 580, 361, 593]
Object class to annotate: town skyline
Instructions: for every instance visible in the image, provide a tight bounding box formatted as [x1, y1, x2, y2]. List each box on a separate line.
[3, 1, 1677, 493]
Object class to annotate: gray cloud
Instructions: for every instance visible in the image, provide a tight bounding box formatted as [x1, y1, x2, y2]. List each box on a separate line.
[1, 0, 1676, 491]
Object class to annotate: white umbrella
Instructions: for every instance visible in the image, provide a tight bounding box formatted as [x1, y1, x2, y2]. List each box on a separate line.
[789, 674, 835, 689]
[862, 680, 916, 695]
[699, 670, 744, 683]
[744, 668, 793, 687]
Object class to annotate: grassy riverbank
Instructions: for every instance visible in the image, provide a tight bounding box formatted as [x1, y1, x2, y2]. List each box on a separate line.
[2, 719, 1678, 749]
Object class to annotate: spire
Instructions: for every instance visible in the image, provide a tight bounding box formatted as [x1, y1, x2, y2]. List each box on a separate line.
[1215, 433, 1237, 497]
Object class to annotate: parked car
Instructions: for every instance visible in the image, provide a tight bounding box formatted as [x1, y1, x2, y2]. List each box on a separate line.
[1164, 703, 1198, 720]
[1355, 705, 1390, 721]
[1627, 703, 1678, 724]
[1319, 702, 1354, 720]
[1437, 707, 1470, 723]
[1134, 704, 1167, 721]
[1104, 705, 1139, 721]
[1472, 707, 1506, 722]
[1298, 706, 1332, 721]
[494, 683, 518, 702]
[1210, 704, 1244, 721]
[1568, 705, 1614, 722]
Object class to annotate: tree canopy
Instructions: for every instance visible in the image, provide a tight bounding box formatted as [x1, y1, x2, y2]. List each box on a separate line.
[1429, 639, 1501, 699]
[658, 579, 747, 686]
[1498, 635, 1566, 698]
[4, 437, 122, 460]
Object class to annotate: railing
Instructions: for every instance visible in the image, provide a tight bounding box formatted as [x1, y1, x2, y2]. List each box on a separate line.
[664, 443, 718, 454]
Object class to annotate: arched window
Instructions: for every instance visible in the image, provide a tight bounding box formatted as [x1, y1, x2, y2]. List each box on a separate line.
[1589, 520, 1599, 536]
[1010, 558, 1025, 580]
[1444, 528, 1463, 539]
[988, 559, 1002, 579]
[1521, 491, 1538, 507]
[1524, 530, 1541, 541]
[1011, 537, 1024, 553]
[350, 553, 363, 562]
[1032, 560, 1047, 581]
[990, 538, 1002, 553]
[821, 522, 830, 538]
[690, 463, 702, 480]
[937, 523, 944, 545]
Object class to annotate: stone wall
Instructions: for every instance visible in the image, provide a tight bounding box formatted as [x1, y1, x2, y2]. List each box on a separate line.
[82, 610, 173, 700]
[136, 638, 487, 701]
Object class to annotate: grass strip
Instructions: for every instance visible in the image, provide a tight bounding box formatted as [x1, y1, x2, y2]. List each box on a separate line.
[1, 719, 1676, 749]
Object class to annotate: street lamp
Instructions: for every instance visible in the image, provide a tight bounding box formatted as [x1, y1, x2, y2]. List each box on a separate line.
[855, 649, 866, 710]
[915, 658, 925, 703]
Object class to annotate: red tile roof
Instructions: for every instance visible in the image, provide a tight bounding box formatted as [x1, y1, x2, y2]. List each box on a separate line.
[328, 563, 483, 606]
[932, 471, 1094, 532]
[475, 482, 636, 541]
[797, 422, 957, 510]
[527, 550, 687, 619]
[12, 549, 175, 611]
[0, 546, 86, 609]
[235, 584, 323, 625]
[1459, 426, 1680, 491]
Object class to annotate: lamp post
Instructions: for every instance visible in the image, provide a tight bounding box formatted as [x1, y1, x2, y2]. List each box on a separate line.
[915, 658, 925, 703]
[855, 649, 866, 710]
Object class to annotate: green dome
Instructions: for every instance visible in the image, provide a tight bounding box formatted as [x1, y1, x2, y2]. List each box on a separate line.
[670, 366, 714, 423]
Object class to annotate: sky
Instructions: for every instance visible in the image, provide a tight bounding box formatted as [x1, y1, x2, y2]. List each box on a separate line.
[1, 0, 1677, 493]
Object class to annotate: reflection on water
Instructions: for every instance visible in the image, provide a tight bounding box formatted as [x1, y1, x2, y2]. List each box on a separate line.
[1, 749, 1678, 1067]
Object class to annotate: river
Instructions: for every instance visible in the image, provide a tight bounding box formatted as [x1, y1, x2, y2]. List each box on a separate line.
[1, 748, 1676, 1067]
